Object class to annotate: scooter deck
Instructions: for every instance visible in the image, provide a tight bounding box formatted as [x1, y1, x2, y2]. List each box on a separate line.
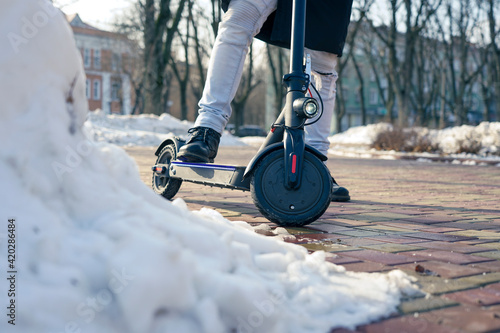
[169, 161, 251, 191]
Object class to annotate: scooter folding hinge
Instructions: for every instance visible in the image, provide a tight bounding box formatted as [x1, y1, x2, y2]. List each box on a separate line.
[305, 54, 312, 86]
[282, 72, 309, 93]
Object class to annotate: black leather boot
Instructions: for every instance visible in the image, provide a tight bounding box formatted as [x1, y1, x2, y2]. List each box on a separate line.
[177, 127, 221, 163]
[331, 177, 350, 202]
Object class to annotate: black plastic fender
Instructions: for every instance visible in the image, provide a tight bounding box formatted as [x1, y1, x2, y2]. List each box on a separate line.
[243, 142, 328, 179]
[154, 134, 186, 156]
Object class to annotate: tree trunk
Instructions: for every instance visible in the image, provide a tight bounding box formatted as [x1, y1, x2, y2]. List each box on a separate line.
[481, 90, 490, 122]
[335, 81, 346, 133]
[180, 86, 188, 120]
[352, 55, 367, 125]
[232, 102, 245, 134]
[150, 82, 164, 115]
[162, 76, 171, 114]
[266, 45, 286, 118]
[387, 95, 395, 124]
[386, 0, 406, 127]
[495, 80, 500, 122]
[174, 0, 193, 120]
[372, 0, 441, 127]
[211, 0, 221, 37]
[143, 0, 187, 115]
[231, 43, 261, 133]
[334, 3, 370, 131]
[439, 69, 446, 128]
[363, 35, 395, 124]
[488, 0, 500, 120]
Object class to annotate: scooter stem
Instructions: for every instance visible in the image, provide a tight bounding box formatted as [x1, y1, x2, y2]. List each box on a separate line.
[285, 0, 307, 128]
[254, 0, 310, 190]
[283, 0, 308, 189]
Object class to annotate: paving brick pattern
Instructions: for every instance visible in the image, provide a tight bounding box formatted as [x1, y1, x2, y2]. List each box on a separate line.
[128, 146, 500, 333]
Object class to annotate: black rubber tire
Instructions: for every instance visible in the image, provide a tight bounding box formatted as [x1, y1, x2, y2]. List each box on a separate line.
[250, 149, 332, 227]
[152, 144, 182, 200]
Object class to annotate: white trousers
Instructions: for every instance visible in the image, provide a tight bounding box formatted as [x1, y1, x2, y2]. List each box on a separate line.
[194, 0, 338, 156]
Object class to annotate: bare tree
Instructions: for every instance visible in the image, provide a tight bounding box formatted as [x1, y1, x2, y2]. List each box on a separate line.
[361, 25, 396, 124]
[410, 33, 441, 126]
[370, 0, 441, 127]
[336, 51, 351, 132]
[171, 0, 193, 120]
[143, 0, 187, 115]
[436, 0, 484, 125]
[126, 47, 147, 115]
[189, 2, 219, 102]
[231, 43, 262, 134]
[438, 67, 447, 128]
[351, 55, 368, 125]
[486, 0, 500, 120]
[471, 16, 494, 123]
[210, 0, 222, 36]
[477, 50, 494, 122]
[335, 0, 373, 131]
[266, 44, 287, 118]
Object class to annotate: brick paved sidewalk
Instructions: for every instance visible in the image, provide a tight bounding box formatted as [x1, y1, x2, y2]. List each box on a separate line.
[127, 146, 500, 333]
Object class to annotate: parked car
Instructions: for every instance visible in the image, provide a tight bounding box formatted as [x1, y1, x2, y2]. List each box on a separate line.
[225, 125, 268, 137]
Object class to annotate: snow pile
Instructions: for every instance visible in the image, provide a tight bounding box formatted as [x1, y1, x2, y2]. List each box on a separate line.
[0, 2, 419, 333]
[330, 122, 500, 155]
[85, 109, 246, 147]
[84, 110, 191, 146]
[84, 105, 500, 155]
[329, 123, 393, 146]
[428, 122, 500, 155]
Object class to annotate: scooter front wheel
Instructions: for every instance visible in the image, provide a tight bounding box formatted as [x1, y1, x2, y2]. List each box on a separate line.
[152, 144, 182, 200]
[250, 149, 332, 227]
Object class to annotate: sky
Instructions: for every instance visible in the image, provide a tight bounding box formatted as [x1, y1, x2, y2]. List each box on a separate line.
[53, 0, 133, 29]
[53, 0, 213, 30]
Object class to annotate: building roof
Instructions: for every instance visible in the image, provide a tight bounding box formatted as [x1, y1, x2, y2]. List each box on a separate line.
[65, 13, 99, 30]
[65, 13, 128, 40]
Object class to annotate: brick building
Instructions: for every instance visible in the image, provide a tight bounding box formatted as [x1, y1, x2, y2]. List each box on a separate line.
[66, 14, 134, 114]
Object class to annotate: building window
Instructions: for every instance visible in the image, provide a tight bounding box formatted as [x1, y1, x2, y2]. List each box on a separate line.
[83, 48, 91, 68]
[471, 97, 479, 111]
[472, 82, 479, 94]
[93, 79, 101, 100]
[94, 49, 101, 69]
[112, 53, 121, 72]
[111, 81, 121, 101]
[369, 69, 376, 82]
[85, 79, 91, 99]
[341, 87, 348, 101]
[370, 88, 378, 105]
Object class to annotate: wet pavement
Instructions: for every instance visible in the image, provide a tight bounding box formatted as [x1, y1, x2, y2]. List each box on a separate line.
[127, 145, 500, 333]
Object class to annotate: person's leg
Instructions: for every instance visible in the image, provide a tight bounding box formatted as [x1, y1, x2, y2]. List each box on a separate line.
[178, 0, 278, 162]
[304, 48, 338, 156]
[305, 49, 350, 201]
[195, 0, 278, 134]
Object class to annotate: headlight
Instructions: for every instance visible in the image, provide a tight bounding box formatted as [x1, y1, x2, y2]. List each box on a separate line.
[304, 100, 318, 117]
[293, 97, 319, 119]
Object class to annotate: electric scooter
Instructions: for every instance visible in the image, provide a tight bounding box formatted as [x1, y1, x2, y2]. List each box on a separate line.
[151, 0, 333, 227]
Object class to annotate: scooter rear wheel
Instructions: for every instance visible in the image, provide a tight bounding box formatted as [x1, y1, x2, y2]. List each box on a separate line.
[152, 144, 182, 200]
[250, 149, 332, 227]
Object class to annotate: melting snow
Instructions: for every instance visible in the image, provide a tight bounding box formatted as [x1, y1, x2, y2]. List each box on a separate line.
[1, 2, 420, 333]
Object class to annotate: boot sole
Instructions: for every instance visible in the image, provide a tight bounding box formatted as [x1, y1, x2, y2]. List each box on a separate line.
[177, 151, 212, 163]
[331, 195, 350, 202]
